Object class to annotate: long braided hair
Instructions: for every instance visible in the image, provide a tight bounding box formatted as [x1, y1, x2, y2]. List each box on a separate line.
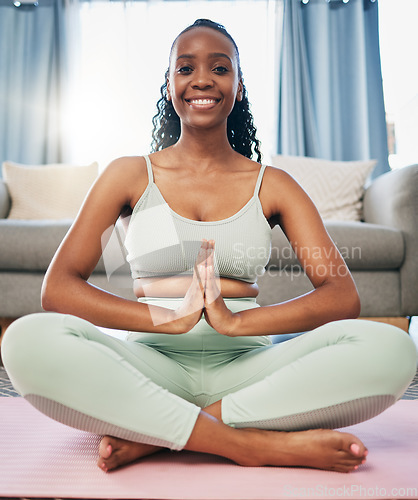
[151, 19, 262, 162]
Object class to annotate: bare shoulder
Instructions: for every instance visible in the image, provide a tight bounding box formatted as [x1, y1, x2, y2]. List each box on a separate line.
[262, 164, 302, 190]
[260, 164, 314, 220]
[101, 156, 148, 188]
[96, 156, 149, 209]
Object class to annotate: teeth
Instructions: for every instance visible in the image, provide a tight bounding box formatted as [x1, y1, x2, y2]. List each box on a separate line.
[189, 99, 216, 105]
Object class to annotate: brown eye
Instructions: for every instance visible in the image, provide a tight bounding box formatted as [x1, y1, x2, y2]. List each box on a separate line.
[178, 66, 192, 74]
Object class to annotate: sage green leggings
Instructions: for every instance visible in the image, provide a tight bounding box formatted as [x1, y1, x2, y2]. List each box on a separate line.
[2, 298, 416, 450]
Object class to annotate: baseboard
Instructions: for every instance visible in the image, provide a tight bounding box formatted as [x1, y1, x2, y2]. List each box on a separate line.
[359, 316, 410, 333]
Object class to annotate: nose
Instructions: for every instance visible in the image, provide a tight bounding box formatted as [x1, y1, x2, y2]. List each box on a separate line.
[191, 68, 214, 89]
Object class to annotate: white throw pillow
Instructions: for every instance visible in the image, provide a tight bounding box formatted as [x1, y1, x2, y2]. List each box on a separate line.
[2, 161, 99, 220]
[271, 155, 376, 221]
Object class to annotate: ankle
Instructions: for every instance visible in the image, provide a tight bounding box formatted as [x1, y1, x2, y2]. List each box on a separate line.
[184, 411, 248, 462]
[203, 401, 222, 420]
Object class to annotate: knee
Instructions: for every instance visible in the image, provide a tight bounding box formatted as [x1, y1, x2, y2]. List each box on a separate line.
[344, 319, 417, 395]
[356, 319, 416, 356]
[2, 314, 39, 357]
[2, 312, 74, 396]
[1, 312, 65, 376]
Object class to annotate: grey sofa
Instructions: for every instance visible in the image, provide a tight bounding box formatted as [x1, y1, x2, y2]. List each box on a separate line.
[0, 164, 417, 338]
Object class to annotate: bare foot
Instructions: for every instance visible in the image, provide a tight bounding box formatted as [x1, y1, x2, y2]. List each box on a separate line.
[232, 428, 368, 473]
[97, 426, 368, 474]
[97, 436, 163, 472]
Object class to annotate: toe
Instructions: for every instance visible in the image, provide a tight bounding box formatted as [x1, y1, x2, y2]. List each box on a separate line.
[99, 437, 113, 459]
[350, 442, 368, 459]
[334, 460, 362, 473]
[341, 433, 367, 458]
[98, 437, 118, 471]
[97, 454, 109, 472]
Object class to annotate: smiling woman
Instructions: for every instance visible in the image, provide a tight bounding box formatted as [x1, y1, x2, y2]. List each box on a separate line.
[2, 13, 416, 479]
[64, 1, 280, 168]
[170, 29, 240, 125]
[151, 19, 261, 162]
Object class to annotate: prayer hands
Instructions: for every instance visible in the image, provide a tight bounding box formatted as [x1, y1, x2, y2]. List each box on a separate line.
[198, 239, 239, 336]
[169, 241, 207, 333]
[171, 239, 239, 336]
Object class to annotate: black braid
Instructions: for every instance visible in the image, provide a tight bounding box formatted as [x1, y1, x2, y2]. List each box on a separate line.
[151, 19, 262, 162]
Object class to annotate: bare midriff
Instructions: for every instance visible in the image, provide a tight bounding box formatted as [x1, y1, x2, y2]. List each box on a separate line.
[133, 276, 259, 299]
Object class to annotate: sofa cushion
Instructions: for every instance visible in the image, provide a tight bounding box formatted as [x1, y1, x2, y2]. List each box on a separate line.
[0, 220, 73, 270]
[268, 221, 404, 271]
[271, 155, 376, 221]
[0, 219, 126, 287]
[256, 268, 403, 316]
[0, 218, 127, 277]
[2, 161, 98, 220]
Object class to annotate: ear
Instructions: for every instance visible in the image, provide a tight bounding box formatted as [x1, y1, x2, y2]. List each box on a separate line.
[236, 80, 244, 102]
[166, 79, 172, 101]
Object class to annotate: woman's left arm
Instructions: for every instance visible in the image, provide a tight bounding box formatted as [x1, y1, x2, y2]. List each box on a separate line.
[204, 167, 361, 336]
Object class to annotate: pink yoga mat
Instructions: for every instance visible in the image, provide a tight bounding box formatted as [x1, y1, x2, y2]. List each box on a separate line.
[0, 398, 417, 499]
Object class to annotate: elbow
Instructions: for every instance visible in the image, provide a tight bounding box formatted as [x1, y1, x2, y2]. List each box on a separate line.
[322, 277, 361, 322]
[41, 295, 56, 313]
[339, 282, 361, 320]
[41, 273, 63, 312]
[41, 278, 55, 312]
[345, 292, 361, 319]
[41, 267, 87, 314]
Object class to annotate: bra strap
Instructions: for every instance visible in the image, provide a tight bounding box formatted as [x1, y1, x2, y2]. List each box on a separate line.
[253, 164, 267, 197]
[143, 155, 154, 184]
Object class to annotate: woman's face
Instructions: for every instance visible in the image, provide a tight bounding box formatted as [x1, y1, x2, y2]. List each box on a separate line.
[167, 27, 243, 132]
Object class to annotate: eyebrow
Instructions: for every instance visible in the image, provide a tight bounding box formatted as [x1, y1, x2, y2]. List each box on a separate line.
[176, 52, 232, 63]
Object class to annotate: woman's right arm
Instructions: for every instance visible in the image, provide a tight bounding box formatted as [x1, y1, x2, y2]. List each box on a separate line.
[41, 157, 203, 334]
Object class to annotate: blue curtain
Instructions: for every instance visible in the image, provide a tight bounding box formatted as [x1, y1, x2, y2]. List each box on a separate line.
[278, 0, 389, 177]
[0, 0, 68, 169]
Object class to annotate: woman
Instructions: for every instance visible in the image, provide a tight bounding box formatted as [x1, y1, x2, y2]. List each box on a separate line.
[2, 19, 416, 474]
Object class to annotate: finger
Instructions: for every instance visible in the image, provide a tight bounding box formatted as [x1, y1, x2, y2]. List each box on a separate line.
[191, 241, 205, 292]
[202, 239, 210, 290]
[207, 240, 214, 266]
[203, 240, 214, 274]
[203, 241, 211, 298]
[193, 262, 205, 295]
[205, 253, 221, 305]
[208, 240, 221, 302]
[205, 274, 221, 304]
[196, 239, 208, 267]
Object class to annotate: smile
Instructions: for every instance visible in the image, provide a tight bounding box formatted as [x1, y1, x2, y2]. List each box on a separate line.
[186, 98, 219, 109]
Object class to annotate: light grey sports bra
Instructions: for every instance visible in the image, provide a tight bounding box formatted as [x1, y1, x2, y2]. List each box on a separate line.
[124, 155, 272, 284]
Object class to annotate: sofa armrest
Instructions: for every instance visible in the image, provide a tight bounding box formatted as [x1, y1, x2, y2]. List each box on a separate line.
[363, 164, 418, 316]
[0, 180, 11, 219]
[363, 164, 418, 228]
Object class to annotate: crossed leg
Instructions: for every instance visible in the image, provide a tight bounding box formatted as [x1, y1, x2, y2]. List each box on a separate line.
[2, 313, 415, 474]
[98, 399, 368, 473]
[98, 319, 416, 473]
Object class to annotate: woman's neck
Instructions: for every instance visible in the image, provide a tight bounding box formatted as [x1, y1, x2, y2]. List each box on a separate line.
[172, 126, 236, 163]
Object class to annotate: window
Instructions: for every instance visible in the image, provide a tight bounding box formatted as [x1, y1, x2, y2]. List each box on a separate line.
[379, 0, 418, 169]
[65, 1, 282, 169]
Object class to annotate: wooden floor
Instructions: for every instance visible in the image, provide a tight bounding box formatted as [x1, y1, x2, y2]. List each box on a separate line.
[359, 316, 410, 332]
